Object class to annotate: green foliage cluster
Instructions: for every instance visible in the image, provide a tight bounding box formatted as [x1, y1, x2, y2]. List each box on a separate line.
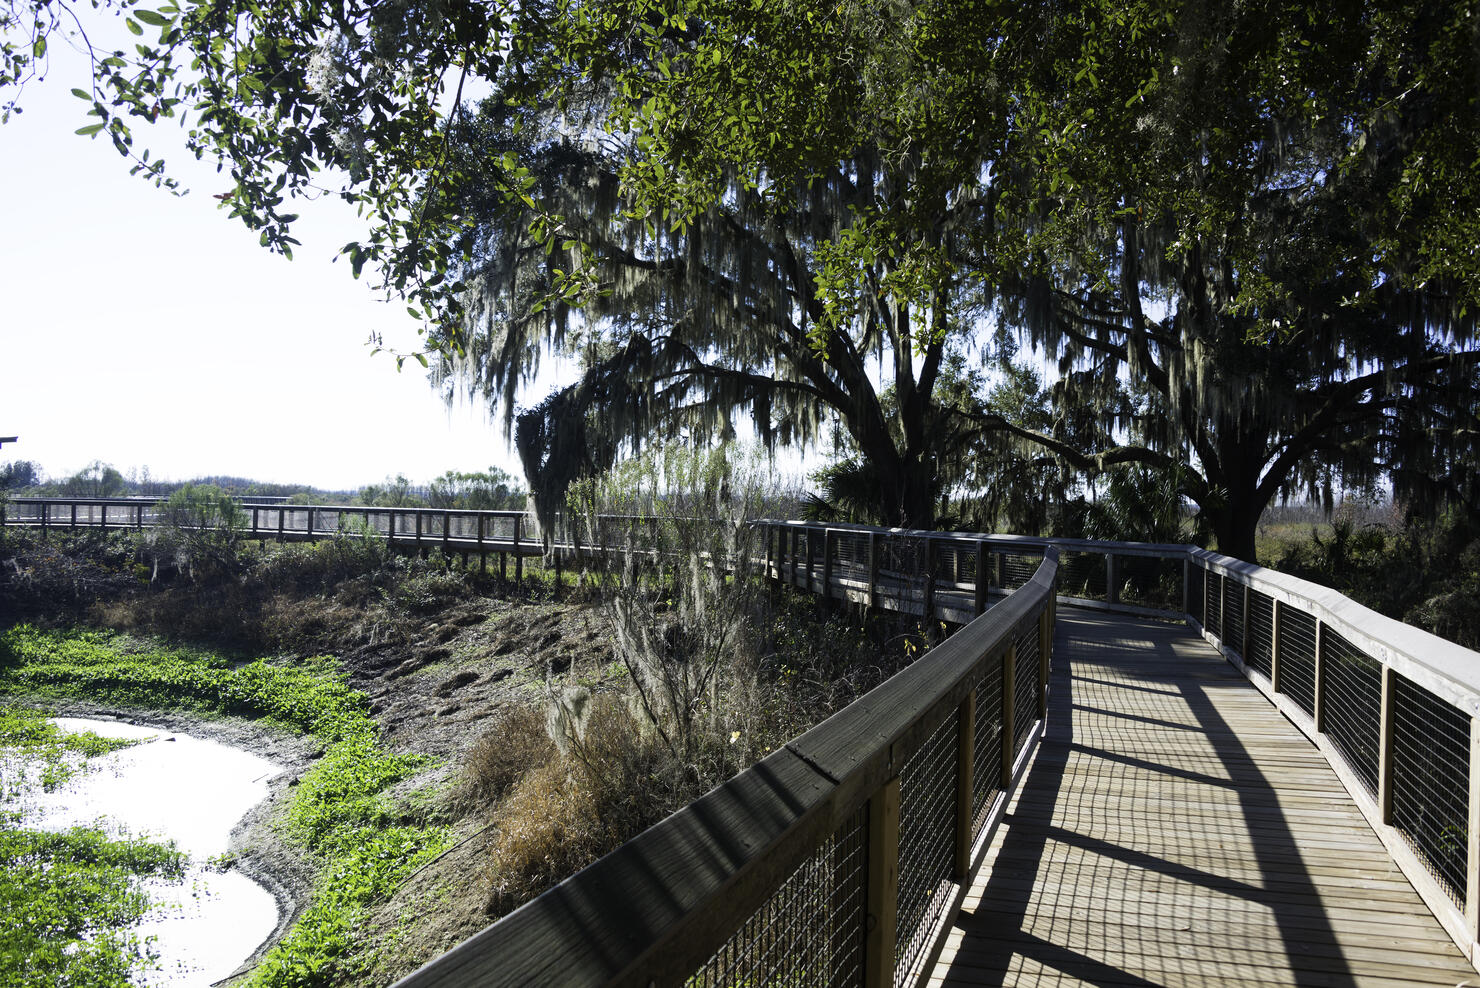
[0, 625, 450, 988]
[0, 824, 187, 988]
[0, 705, 138, 795]
[1279, 510, 1480, 650]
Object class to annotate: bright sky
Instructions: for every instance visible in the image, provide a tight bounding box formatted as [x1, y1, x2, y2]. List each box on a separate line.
[0, 24, 538, 492]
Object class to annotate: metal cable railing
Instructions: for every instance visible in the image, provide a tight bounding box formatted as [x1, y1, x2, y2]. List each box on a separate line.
[693, 806, 867, 987]
[895, 712, 960, 983]
[1188, 549, 1480, 969]
[375, 525, 1060, 988]
[1391, 676, 1469, 905]
[1279, 608, 1319, 716]
[14, 499, 1480, 981]
[1245, 589, 1275, 679]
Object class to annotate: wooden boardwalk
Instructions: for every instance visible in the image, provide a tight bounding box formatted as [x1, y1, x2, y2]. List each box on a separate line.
[932, 610, 1477, 988]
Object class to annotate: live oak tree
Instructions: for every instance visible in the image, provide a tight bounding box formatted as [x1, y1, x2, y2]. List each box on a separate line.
[7, 0, 1478, 555]
[431, 77, 1010, 528]
[577, 0, 1480, 559]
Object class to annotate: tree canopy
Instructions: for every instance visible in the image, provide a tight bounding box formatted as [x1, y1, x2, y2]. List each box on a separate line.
[8, 0, 1479, 557]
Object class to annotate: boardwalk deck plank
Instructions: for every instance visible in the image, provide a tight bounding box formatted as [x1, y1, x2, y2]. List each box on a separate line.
[931, 610, 1476, 988]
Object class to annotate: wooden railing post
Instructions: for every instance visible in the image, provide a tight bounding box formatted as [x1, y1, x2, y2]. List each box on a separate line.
[923, 538, 936, 621]
[306, 506, 315, 539]
[514, 515, 524, 583]
[71, 503, 78, 529]
[822, 529, 834, 602]
[1270, 599, 1284, 693]
[974, 541, 987, 616]
[1105, 553, 1118, 606]
[955, 691, 976, 879]
[251, 507, 259, 539]
[40, 502, 47, 539]
[952, 543, 962, 585]
[1313, 619, 1327, 733]
[994, 551, 1004, 589]
[864, 776, 901, 988]
[1378, 666, 1397, 825]
[868, 532, 880, 610]
[442, 510, 452, 557]
[1001, 644, 1017, 786]
[764, 523, 774, 581]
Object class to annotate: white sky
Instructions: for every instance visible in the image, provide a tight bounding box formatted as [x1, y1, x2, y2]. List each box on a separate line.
[0, 25, 536, 492]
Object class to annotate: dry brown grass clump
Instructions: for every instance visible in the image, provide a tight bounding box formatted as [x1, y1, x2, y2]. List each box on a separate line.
[478, 694, 681, 919]
[461, 705, 557, 809]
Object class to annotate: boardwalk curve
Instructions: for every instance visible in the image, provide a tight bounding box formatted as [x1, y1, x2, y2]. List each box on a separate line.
[938, 611, 1476, 987]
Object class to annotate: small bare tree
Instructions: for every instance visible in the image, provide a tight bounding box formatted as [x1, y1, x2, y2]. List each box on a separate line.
[564, 444, 771, 772]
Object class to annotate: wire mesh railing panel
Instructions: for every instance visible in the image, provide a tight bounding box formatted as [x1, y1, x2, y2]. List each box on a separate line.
[1206, 572, 1223, 639]
[1013, 622, 1041, 755]
[1117, 555, 1182, 610]
[1246, 590, 1274, 679]
[895, 711, 958, 984]
[950, 543, 981, 587]
[834, 531, 870, 577]
[691, 806, 867, 988]
[1222, 580, 1245, 655]
[1187, 563, 1205, 625]
[1320, 627, 1382, 797]
[1391, 676, 1469, 907]
[972, 656, 1005, 838]
[882, 537, 925, 583]
[1000, 554, 1039, 590]
[1059, 552, 1107, 601]
[1279, 608, 1318, 716]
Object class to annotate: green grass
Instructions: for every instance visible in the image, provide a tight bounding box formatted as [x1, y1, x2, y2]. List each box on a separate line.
[0, 624, 451, 988]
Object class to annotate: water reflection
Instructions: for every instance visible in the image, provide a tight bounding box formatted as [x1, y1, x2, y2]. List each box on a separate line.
[28, 718, 283, 987]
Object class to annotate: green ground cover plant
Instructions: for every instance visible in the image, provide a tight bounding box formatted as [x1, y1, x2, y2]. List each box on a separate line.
[0, 824, 188, 988]
[0, 626, 450, 988]
[0, 705, 139, 795]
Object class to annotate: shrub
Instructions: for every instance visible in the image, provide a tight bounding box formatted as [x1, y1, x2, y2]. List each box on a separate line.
[144, 483, 246, 582]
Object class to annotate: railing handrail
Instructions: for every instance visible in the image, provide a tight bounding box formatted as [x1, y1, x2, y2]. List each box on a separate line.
[11, 498, 1479, 714]
[1192, 546, 1480, 716]
[393, 542, 1060, 988]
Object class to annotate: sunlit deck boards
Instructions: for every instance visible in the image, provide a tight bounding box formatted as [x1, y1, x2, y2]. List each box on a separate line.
[932, 611, 1476, 988]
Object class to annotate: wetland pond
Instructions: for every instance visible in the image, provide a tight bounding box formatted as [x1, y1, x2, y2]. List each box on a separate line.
[16, 717, 283, 986]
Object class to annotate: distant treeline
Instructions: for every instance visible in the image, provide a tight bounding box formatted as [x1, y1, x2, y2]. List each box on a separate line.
[0, 459, 528, 511]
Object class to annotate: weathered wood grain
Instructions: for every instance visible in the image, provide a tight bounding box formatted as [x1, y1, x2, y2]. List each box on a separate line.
[932, 611, 1477, 988]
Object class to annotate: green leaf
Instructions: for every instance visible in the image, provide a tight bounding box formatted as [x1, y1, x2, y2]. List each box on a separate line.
[32, 36, 46, 58]
[414, 353, 429, 368]
[75, 124, 105, 136]
[133, 9, 170, 26]
[70, 88, 90, 100]
[125, 18, 143, 35]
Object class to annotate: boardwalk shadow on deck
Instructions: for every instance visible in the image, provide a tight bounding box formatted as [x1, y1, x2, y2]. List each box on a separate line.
[936, 612, 1360, 987]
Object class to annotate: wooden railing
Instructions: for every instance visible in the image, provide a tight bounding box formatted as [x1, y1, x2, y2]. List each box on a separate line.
[1187, 549, 1480, 969]
[392, 531, 1061, 988]
[10, 499, 1480, 973]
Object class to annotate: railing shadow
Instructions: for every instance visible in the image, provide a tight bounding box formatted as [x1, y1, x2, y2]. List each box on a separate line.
[941, 611, 1356, 986]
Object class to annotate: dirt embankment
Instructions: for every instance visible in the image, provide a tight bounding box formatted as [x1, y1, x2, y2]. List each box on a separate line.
[0, 531, 616, 981]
